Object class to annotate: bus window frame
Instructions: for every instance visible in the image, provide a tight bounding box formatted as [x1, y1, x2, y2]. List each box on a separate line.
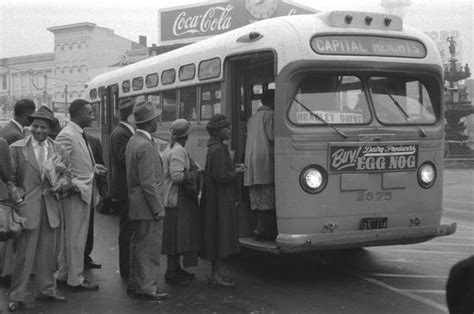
[287, 72, 373, 126]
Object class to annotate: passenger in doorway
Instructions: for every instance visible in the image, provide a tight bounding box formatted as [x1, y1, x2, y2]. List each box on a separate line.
[244, 90, 277, 241]
[200, 114, 246, 287]
[162, 119, 202, 285]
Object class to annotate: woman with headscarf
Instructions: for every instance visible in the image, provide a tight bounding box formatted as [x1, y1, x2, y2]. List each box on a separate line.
[200, 114, 246, 287]
[162, 119, 202, 285]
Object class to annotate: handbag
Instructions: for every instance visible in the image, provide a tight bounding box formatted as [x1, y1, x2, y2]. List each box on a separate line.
[0, 200, 27, 242]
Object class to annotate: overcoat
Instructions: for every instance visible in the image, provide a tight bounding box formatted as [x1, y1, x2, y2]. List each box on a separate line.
[244, 105, 274, 186]
[0, 121, 24, 145]
[161, 143, 200, 256]
[125, 131, 165, 220]
[200, 135, 240, 260]
[0, 138, 12, 199]
[110, 123, 133, 200]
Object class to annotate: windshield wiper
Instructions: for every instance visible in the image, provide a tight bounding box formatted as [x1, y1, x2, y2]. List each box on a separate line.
[292, 97, 348, 139]
[383, 88, 426, 137]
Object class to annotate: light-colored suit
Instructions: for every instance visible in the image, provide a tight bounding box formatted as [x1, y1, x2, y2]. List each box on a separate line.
[55, 122, 98, 286]
[125, 131, 165, 294]
[9, 136, 65, 301]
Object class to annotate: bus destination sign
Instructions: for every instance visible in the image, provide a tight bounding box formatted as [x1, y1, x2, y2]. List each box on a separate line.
[329, 144, 418, 173]
[311, 35, 426, 58]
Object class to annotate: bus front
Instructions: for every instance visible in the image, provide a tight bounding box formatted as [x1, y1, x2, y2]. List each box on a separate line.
[274, 11, 456, 253]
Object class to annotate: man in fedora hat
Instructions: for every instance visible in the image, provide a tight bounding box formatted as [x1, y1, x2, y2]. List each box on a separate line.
[125, 101, 169, 300]
[110, 98, 135, 279]
[7, 106, 68, 311]
[55, 99, 105, 291]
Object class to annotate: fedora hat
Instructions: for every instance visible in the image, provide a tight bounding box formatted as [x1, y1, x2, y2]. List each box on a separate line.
[117, 98, 134, 119]
[27, 105, 56, 126]
[169, 119, 192, 138]
[128, 101, 162, 124]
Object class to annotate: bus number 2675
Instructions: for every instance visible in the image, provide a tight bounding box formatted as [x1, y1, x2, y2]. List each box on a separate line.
[356, 191, 392, 201]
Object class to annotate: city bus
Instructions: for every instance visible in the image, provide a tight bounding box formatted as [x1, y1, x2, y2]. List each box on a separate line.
[85, 10, 456, 253]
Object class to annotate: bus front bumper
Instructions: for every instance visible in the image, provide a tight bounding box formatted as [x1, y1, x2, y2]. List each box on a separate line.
[276, 222, 457, 253]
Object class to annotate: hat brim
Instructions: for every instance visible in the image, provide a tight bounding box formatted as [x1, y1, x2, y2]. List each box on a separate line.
[128, 108, 162, 125]
[27, 115, 56, 126]
[169, 123, 193, 138]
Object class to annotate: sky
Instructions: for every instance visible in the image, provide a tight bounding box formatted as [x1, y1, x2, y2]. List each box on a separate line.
[0, 0, 473, 66]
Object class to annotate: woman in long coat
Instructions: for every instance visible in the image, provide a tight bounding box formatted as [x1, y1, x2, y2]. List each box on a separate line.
[200, 114, 246, 287]
[162, 119, 201, 285]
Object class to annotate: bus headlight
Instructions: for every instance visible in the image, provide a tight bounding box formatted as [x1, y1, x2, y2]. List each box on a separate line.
[299, 165, 328, 194]
[417, 162, 436, 189]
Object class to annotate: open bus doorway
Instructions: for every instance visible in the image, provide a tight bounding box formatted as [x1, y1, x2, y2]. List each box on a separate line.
[225, 51, 276, 247]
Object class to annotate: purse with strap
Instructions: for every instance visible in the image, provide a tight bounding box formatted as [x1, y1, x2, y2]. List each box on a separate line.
[0, 200, 27, 241]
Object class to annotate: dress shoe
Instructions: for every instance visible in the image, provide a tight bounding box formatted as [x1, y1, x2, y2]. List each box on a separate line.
[7, 301, 23, 312]
[36, 294, 67, 302]
[134, 292, 169, 301]
[177, 268, 196, 280]
[208, 276, 236, 287]
[0, 275, 12, 287]
[165, 273, 191, 285]
[68, 279, 99, 291]
[84, 260, 102, 269]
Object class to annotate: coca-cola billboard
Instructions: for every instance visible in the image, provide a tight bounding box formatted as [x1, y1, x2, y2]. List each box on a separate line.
[159, 0, 317, 44]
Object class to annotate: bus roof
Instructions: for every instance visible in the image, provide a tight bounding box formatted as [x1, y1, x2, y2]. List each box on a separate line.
[86, 11, 441, 100]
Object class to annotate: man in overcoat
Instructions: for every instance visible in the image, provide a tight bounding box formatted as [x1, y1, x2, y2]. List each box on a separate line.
[0, 99, 36, 286]
[110, 99, 134, 279]
[0, 99, 36, 145]
[125, 101, 168, 300]
[55, 99, 105, 290]
[7, 106, 67, 312]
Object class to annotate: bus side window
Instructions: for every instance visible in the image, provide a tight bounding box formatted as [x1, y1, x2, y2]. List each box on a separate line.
[200, 82, 221, 121]
[162, 90, 177, 124]
[148, 94, 162, 124]
[179, 87, 197, 122]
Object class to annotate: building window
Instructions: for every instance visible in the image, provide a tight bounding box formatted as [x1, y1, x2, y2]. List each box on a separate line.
[1, 74, 7, 90]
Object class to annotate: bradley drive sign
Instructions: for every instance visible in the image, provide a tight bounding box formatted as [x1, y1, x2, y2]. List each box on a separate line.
[158, 0, 317, 45]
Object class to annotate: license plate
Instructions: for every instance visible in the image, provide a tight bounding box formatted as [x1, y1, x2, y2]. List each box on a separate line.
[361, 217, 388, 230]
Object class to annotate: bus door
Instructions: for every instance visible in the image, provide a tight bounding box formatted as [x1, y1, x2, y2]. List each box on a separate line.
[225, 51, 275, 239]
[100, 84, 119, 196]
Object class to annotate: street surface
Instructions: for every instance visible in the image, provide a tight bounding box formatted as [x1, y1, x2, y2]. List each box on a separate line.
[1, 169, 472, 313]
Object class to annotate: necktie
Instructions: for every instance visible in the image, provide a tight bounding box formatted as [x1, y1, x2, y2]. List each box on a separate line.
[38, 141, 45, 173]
[82, 132, 94, 163]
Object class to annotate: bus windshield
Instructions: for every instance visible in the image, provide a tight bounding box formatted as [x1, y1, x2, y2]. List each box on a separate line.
[288, 74, 437, 126]
[368, 76, 436, 125]
[289, 74, 370, 125]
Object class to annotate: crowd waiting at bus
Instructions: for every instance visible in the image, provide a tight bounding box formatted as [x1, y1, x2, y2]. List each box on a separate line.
[0, 90, 276, 311]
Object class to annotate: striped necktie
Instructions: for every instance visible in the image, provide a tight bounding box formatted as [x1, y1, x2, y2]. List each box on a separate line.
[38, 141, 46, 175]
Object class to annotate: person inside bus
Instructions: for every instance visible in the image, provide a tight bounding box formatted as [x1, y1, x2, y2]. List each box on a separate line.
[244, 89, 277, 241]
[162, 119, 202, 286]
[200, 114, 246, 287]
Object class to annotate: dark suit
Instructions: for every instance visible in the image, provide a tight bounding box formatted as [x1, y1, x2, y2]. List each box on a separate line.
[0, 121, 24, 145]
[83, 133, 105, 265]
[9, 136, 66, 301]
[125, 131, 165, 294]
[110, 122, 133, 277]
[0, 138, 11, 199]
[0, 122, 24, 281]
